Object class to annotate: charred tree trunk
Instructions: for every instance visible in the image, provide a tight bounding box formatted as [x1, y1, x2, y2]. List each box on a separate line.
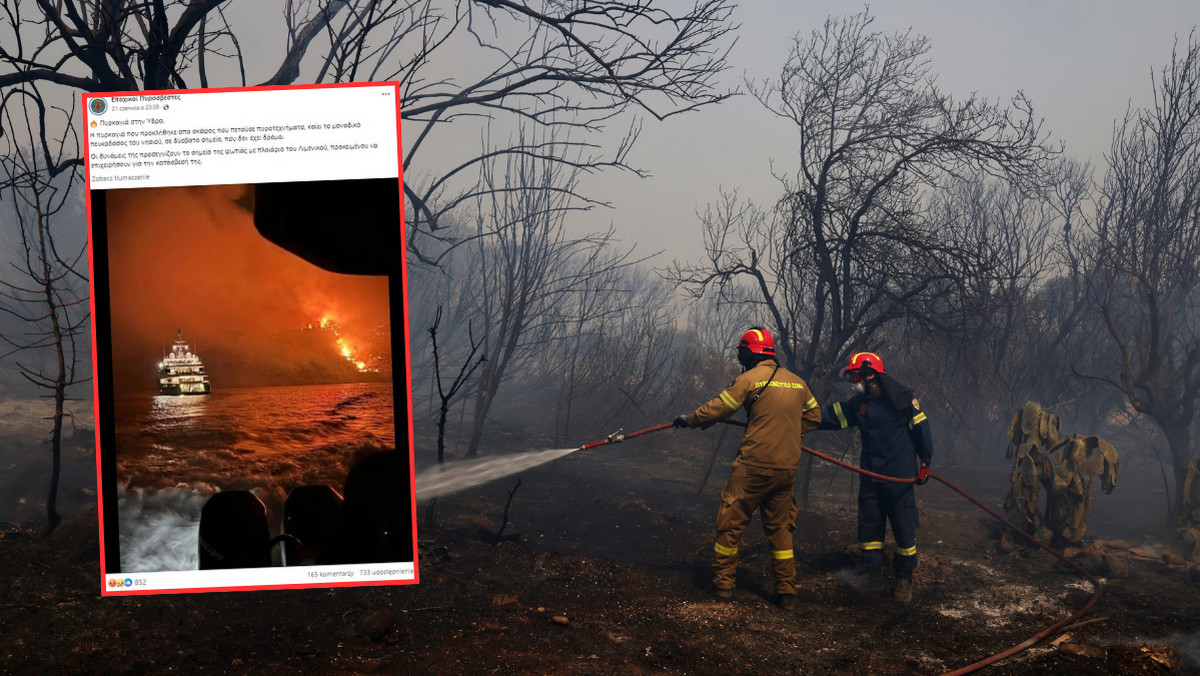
[1166, 426, 1194, 518]
[428, 307, 485, 465]
[1076, 35, 1200, 524]
[799, 454, 817, 510]
[465, 367, 498, 459]
[46, 365, 66, 535]
[44, 219, 67, 535]
[0, 89, 87, 537]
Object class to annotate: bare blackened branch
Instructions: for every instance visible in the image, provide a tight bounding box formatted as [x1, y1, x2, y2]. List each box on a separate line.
[428, 305, 487, 464]
[0, 83, 88, 536]
[1077, 34, 1200, 514]
[672, 9, 1055, 385]
[2, 1, 736, 266]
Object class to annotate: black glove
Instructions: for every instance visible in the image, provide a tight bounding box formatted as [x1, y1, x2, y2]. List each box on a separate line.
[916, 461, 930, 485]
[673, 415, 691, 429]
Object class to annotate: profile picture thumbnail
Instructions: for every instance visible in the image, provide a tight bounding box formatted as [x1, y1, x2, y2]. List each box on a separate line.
[90, 98, 108, 116]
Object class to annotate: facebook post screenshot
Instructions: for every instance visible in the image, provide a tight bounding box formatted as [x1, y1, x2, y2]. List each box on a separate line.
[84, 83, 417, 595]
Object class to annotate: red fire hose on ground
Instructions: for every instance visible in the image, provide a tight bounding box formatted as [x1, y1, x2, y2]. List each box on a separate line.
[577, 420, 1104, 675]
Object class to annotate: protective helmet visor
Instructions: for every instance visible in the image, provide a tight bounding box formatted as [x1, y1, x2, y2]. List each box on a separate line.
[844, 366, 878, 384]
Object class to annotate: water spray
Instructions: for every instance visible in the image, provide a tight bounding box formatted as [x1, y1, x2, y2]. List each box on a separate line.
[415, 424, 677, 503]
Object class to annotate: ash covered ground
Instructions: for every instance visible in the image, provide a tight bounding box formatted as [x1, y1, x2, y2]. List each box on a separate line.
[2, 431, 1199, 674]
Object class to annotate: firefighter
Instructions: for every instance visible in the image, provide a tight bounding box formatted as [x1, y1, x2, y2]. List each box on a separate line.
[819, 352, 932, 603]
[673, 327, 821, 610]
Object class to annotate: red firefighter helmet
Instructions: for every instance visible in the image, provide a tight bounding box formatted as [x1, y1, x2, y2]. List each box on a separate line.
[737, 327, 775, 356]
[844, 352, 885, 381]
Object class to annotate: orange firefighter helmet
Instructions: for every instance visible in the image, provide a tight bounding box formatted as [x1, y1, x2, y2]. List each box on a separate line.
[737, 327, 776, 356]
[844, 352, 885, 381]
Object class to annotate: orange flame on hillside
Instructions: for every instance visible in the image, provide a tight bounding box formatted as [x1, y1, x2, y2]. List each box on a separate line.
[306, 313, 374, 373]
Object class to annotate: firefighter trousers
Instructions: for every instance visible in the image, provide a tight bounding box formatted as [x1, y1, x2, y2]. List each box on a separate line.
[857, 477, 919, 572]
[713, 462, 798, 595]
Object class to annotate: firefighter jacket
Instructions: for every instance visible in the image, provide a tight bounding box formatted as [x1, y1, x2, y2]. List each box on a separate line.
[819, 375, 933, 479]
[686, 359, 821, 470]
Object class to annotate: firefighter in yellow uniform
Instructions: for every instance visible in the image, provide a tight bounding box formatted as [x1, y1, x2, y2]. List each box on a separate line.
[674, 327, 821, 610]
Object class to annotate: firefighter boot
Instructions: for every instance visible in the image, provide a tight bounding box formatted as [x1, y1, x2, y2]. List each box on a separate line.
[893, 570, 913, 603]
[776, 593, 797, 611]
[868, 567, 885, 599]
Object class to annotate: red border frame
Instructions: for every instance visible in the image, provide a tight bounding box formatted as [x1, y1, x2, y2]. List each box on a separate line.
[83, 81, 418, 595]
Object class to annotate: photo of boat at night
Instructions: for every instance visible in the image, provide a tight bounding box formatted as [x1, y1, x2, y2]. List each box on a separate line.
[97, 184, 408, 575]
[157, 328, 211, 395]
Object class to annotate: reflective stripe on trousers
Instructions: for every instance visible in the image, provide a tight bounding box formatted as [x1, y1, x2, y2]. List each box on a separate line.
[713, 463, 798, 594]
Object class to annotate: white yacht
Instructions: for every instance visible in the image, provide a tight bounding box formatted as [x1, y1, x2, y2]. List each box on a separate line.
[158, 329, 211, 395]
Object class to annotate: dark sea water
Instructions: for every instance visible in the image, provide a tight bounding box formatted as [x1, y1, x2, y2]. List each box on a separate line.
[115, 382, 395, 572]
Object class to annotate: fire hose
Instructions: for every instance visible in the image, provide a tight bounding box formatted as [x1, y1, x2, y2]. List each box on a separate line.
[576, 422, 676, 450]
[578, 419, 1103, 675]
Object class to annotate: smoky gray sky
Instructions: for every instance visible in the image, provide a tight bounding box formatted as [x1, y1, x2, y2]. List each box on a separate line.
[570, 2, 1200, 264]
[7, 2, 1198, 407]
[9, 3, 1196, 268]
[56, 2, 1200, 272]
